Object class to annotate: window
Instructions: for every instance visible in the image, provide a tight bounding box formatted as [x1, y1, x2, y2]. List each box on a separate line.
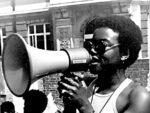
[28, 23, 54, 50]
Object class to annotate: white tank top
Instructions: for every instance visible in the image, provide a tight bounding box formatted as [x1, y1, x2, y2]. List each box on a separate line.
[88, 78, 132, 113]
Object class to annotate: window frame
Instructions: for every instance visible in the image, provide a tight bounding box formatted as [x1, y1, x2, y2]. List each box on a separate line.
[27, 23, 52, 50]
[0, 28, 6, 58]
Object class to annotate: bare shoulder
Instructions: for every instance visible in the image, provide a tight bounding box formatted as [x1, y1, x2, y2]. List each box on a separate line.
[130, 85, 150, 102]
[128, 84, 150, 113]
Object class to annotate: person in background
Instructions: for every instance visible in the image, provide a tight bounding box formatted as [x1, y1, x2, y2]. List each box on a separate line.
[43, 92, 59, 113]
[58, 15, 150, 113]
[23, 89, 48, 113]
[1, 101, 15, 113]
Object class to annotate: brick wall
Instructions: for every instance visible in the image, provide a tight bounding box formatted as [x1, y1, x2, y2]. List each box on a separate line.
[141, 5, 149, 58]
[43, 73, 63, 106]
[125, 59, 149, 87]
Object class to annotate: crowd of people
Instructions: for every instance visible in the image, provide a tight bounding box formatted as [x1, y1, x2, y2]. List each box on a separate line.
[1, 15, 150, 113]
[0, 89, 61, 113]
[0, 90, 48, 113]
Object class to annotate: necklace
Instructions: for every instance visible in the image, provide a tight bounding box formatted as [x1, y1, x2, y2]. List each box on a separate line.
[90, 86, 115, 113]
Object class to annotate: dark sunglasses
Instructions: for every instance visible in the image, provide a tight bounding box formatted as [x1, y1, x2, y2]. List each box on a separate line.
[84, 39, 120, 55]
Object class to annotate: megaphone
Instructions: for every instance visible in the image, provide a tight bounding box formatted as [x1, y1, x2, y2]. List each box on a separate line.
[2, 33, 92, 97]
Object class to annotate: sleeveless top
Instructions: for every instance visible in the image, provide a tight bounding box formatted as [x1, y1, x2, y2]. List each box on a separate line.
[88, 78, 132, 113]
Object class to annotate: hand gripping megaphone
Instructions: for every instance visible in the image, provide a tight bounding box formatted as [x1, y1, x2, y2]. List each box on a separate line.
[2, 33, 92, 97]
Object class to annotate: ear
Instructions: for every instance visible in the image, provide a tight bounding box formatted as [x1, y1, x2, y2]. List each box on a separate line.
[121, 55, 129, 61]
[121, 49, 129, 61]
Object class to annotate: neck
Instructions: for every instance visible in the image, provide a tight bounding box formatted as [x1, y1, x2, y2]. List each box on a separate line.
[95, 69, 126, 94]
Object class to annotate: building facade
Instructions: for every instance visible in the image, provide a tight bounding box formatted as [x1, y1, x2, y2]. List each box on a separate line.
[0, 0, 150, 112]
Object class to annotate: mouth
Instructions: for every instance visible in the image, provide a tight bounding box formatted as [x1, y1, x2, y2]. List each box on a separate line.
[91, 55, 106, 64]
[88, 55, 105, 74]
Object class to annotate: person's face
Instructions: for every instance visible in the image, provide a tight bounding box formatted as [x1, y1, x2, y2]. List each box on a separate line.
[89, 27, 121, 74]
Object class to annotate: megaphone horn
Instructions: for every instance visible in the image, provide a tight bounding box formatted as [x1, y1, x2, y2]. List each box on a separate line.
[2, 33, 92, 97]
